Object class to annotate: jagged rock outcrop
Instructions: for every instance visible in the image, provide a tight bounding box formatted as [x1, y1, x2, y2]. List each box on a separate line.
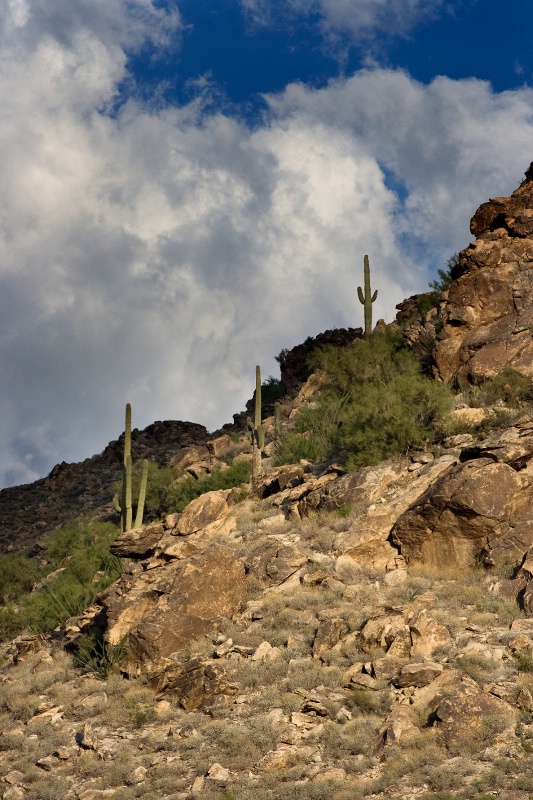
[431, 163, 533, 384]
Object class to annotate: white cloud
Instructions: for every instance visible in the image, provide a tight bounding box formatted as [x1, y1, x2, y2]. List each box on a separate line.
[1, 2, 533, 487]
[240, 0, 448, 42]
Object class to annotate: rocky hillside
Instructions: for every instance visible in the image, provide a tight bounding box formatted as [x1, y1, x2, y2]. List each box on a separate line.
[3, 168, 533, 800]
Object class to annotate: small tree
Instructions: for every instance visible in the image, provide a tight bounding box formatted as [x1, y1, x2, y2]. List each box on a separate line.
[429, 253, 459, 292]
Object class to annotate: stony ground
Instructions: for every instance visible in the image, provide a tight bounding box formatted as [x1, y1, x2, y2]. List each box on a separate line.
[2, 490, 533, 800]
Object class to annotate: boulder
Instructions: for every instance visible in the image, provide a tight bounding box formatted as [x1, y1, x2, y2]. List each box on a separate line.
[149, 656, 236, 711]
[336, 455, 456, 568]
[394, 661, 443, 688]
[436, 680, 515, 752]
[102, 543, 246, 674]
[110, 522, 165, 558]
[245, 540, 309, 586]
[392, 457, 530, 569]
[175, 489, 234, 536]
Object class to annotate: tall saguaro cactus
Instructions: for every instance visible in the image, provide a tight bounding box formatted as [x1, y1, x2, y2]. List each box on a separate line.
[357, 254, 378, 337]
[247, 365, 265, 488]
[113, 403, 149, 532]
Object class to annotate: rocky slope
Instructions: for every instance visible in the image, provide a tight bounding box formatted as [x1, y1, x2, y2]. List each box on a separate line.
[4, 171, 533, 799]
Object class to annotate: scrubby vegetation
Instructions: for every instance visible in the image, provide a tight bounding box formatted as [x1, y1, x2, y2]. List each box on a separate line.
[0, 517, 122, 642]
[120, 458, 251, 520]
[274, 329, 454, 469]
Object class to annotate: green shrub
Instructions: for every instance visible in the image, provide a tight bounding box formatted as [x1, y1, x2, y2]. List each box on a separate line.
[274, 330, 454, 469]
[114, 459, 251, 519]
[463, 368, 533, 409]
[429, 253, 460, 292]
[164, 460, 251, 513]
[0, 517, 123, 642]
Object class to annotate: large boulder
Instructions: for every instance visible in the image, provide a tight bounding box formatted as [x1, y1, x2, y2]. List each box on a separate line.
[435, 680, 515, 753]
[102, 543, 246, 675]
[391, 456, 531, 569]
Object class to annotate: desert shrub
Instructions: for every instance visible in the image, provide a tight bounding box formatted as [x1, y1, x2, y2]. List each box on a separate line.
[115, 459, 251, 519]
[0, 554, 36, 601]
[261, 375, 285, 404]
[429, 253, 460, 292]
[0, 517, 123, 642]
[165, 459, 251, 513]
[73, 632, 127, 679]
[274, 329, 454, 469]
[463, 368, 533, 409]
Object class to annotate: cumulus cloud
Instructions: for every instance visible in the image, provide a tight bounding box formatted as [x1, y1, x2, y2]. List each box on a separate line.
[1, 1, 533, 487]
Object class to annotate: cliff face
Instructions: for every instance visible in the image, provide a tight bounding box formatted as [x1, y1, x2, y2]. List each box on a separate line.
[433, 163, 533, 384]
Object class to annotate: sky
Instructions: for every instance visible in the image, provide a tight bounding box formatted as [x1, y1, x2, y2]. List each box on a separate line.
[1, 0, 533, 488]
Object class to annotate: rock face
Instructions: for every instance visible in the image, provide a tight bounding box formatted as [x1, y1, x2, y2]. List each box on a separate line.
[432, 163, 533, 384]
[392, 422, 533, 569]
[102, 541, 246, 675]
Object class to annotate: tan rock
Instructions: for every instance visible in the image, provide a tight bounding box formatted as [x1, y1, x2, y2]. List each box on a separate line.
[409, 609, 452, 658]
[103, 543, 246, 672]
[359, 613, 407, 652]
[374, 706, 420, 753]
[245, 541, 309, 586]
[176, 489, 233, 536]
[436, 680, 515, 751]
[410, 668, 462, 722]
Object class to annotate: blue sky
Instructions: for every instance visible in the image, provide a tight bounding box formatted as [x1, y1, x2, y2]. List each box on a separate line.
[1, 0, 533, 488]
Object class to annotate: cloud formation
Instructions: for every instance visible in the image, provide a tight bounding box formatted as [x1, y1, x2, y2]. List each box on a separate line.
[1, 1, 533, 487]
[241, 0, 448, 41]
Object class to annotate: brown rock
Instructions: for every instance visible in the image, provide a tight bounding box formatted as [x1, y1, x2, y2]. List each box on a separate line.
[436, 680, 515, 752]
[394, 661, 443, 688]
[110, 521, 165, 558]
[392, 458, 529, 569]
[312, 618, 347, 659]
[103, 543, 246, 673]
[426, 167, 533, 386]
[150, 657, 236, 711]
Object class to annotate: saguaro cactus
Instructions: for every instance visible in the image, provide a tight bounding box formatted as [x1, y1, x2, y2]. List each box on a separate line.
[247, 365, 265, 488]
[113, 403, 149, 532]
[357, 254, 378, 337]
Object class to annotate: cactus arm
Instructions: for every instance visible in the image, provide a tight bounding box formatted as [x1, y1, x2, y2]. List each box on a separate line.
[134, 459, 149, 528]
[124, 453, 133, 532]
